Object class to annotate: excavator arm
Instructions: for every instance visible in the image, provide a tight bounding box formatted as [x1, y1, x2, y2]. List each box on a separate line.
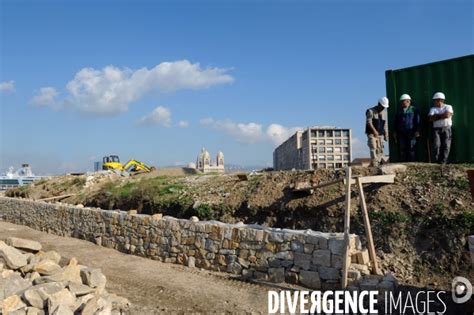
[122, 159, 155, 173]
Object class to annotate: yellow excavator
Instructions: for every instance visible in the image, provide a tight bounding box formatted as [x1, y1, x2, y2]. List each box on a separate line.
[102, 155, 156, 173]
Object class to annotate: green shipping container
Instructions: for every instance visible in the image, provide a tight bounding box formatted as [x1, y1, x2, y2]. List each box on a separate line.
[385, 54, 474, 163]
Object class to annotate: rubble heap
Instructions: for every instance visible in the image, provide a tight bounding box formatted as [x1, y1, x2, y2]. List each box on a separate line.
[0, 237, 130, 314]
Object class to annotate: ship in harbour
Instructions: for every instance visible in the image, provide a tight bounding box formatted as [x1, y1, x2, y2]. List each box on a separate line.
[0, 164, 44, 191]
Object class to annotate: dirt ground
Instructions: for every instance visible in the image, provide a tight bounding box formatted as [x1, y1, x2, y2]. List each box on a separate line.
[0, 221, 271, 313]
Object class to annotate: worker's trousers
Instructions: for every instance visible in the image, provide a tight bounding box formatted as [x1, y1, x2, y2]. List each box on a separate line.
[398, 133, 417, 162]
[432, 127, 452, 164]
[367, 135, 384, 167]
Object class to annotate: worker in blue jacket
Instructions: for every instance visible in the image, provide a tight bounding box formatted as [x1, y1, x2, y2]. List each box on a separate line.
[394, 94, 421, 162]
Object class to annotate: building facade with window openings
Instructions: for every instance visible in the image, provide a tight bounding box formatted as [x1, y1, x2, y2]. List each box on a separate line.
[273, 127, 352, 170]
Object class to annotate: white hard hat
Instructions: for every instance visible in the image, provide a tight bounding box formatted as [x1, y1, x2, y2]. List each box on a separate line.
[378, 96, 389, 108]
[399, 94, 411, 101]
[432, 92, 445, 100]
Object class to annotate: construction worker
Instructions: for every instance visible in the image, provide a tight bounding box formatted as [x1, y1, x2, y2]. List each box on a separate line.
[428, 92, 453, 164]
[394, 94, 421, 162]
[365, 97, 389, 167]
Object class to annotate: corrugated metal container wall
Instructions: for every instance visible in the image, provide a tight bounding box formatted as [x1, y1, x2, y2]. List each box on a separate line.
[386, 55, 474, 163]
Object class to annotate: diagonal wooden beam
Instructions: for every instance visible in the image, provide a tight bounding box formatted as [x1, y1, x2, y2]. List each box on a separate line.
[356, 177, 381, 275]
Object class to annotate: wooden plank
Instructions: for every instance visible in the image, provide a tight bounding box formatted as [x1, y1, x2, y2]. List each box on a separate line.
[356, 177, 381, 275]
[37, 194, 76, 202]
[341, 167, 352, 288]
[312, 178, 344, 189]
[314, 174, 394, 190]
[344, 174, 395, 185]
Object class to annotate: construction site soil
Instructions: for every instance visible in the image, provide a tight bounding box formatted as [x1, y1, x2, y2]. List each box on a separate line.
[6, 163, 474, 291]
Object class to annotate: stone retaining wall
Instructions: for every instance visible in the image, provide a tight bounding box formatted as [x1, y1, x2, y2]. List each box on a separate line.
[0, 197, 370, 289]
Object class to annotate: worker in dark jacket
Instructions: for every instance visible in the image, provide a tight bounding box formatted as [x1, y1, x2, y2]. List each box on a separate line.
[394, 94, 421, 162]
[366, 97, 389, 167]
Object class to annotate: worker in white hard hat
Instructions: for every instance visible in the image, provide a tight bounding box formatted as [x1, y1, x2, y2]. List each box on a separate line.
[394, 94, 421, 162]
[428, 92, 454, 164]
[365, 97, 389, 167]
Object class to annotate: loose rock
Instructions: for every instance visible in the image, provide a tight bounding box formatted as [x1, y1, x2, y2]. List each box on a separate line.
[6, 237, 42, 252]
[0, 241, 28, 270]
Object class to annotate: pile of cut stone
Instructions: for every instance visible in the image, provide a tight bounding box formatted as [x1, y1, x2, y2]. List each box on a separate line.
[0, 237, 129, 314]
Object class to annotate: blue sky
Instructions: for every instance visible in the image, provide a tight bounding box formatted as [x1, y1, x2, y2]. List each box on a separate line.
[1, 0, 472, 174]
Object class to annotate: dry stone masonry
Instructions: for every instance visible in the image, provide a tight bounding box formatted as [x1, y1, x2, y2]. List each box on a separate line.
[0, 237, 130, 314]
[0, 197, 373, 290]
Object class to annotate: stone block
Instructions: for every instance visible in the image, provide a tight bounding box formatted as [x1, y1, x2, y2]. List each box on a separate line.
[33, 260, 61, 276]
[299, 270, 321, 289]
[348, 270, 361, 281]
[303, 244, 314, 254]
[2, 295, 27, 314]
[268, 232, 284, 243]
[254, 271, 268, 280]
[356, 249, 370, 265]
[278, 242, 290, 251]
[275, 251, 293, 260]
[290, 241, 304, 253]
[268, 268, 285, 283]
[80, 268, 106, 290]
[379, 164, 407, 175]
[328, 238, 345, 256]
[0, 241, 28, 269]
[319, 267, 340, 280]
[294, 253, 311, 270]
[6, 237, 42, 252]
[331, 254, 343, 269]
[47, 288, 76, 314]
[351, 263, 370, 275]
[237, 257, 250, 269]
[227, 262, 242, 274]
[311, 250, 331, 267]
[187, 256, 196, 268]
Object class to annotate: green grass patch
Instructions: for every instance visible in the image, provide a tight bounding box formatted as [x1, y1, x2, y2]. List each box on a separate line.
[195, 204, 214, 220]
[118, 182, 136, 198]
[369, 210, 410, 225]
[157, 183, 184, 195]
[421, 210, 474, 231]
[451, 177, 470, 190]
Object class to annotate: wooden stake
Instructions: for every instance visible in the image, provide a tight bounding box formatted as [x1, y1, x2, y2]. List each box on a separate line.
[356, 177, 381, 275]
[341, 166, 352, 288]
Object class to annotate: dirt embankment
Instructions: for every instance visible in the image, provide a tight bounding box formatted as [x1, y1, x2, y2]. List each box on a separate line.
[6, 163, 474, 290]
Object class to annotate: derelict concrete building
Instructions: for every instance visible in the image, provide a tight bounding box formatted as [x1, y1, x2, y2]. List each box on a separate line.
[273, 127, 352, 170]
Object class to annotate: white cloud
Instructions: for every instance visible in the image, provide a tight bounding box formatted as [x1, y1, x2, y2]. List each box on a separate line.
[201, 118, 301, 146]
[199, 117, 215, 126]
[266, 124, 302, 146]
[32, 60, 233, 114]
[177, 120, 189, 128]
[31, 87, 59, 107]
[0, 80, 15, 93]
[139, 106, 172, 127]
[214, 119, 264, 144]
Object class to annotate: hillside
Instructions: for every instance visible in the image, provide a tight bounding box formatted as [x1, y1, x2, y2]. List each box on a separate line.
[6, 163, 474, 290]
